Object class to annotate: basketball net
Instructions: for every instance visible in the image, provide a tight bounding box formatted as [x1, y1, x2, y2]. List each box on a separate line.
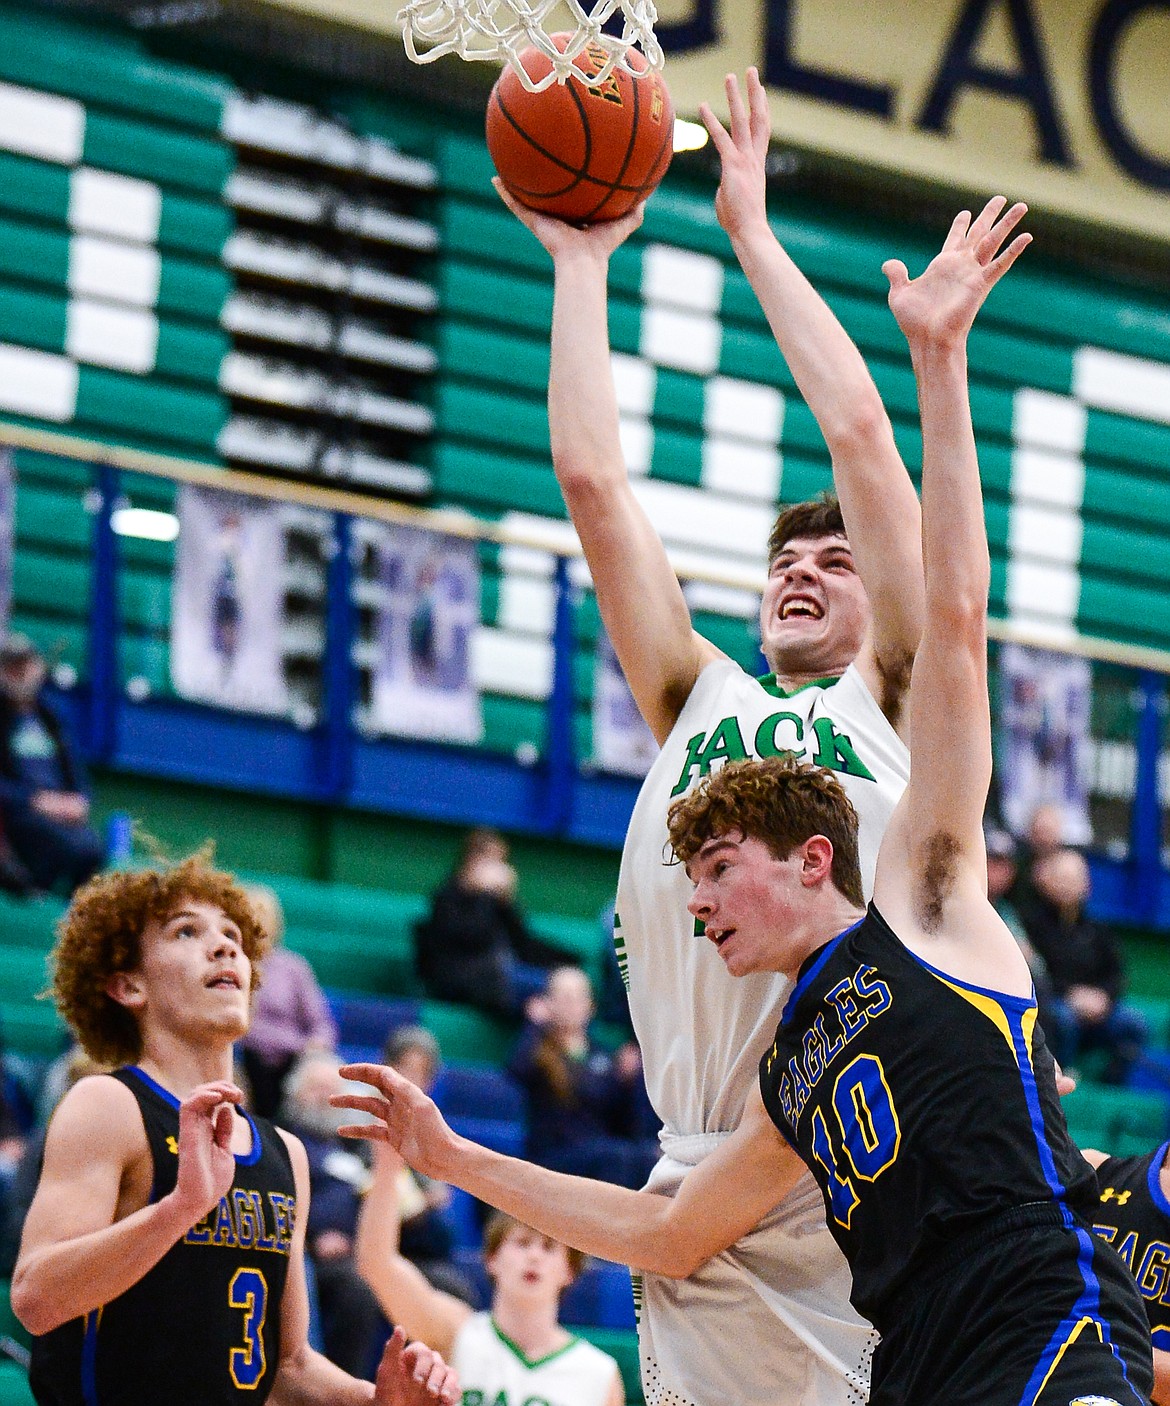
[398, 0, 663, 92]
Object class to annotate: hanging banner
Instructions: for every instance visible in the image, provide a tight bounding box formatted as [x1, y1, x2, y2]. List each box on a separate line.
[998, 641, 1093, 844]
[367, 521, 482, 743]
[592, 629, 659, 777]
[0, 449, 13, 637]
[170, 485, 290, 716]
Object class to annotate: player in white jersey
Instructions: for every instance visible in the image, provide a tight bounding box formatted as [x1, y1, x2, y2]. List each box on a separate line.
[355, 1143, 624, 1406]
[494, 69, 922, 1405]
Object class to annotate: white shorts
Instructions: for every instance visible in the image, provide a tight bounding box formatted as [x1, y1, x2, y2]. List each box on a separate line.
[636, 1134, 877, 1406]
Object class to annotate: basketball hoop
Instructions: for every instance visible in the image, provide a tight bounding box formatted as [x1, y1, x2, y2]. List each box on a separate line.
[398, 0, 663, 93]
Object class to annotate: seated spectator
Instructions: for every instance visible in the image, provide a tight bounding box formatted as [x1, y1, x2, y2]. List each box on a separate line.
[354, 1138, 624, 1406]
[985, 825, 1056, 1011]
[383, 1026, 477, 1305]
[1024, 848, 1147, 1084]
[279, 1051, 382, 1378]
[508, 966, 658, 1190]
[413, 828, 571, 1017]
[0, 634, 103, 895]
[239, 885, 337, 1118]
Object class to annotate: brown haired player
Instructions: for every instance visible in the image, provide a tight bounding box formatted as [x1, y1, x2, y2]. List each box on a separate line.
[339, 198, 1156, 1404]
[354, 1140, 623, 1406]
[11, 852, 458, 1406]
[494, 67, 921, 1406]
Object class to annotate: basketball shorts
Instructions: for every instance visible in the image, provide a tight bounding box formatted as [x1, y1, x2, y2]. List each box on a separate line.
[869, 1204, 1154, 1406]
[637, 1133, 877, 1406]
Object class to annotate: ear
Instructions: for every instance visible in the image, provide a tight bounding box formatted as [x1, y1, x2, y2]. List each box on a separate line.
[799, 836, 835, 888]
[106, 970, 146, 1011]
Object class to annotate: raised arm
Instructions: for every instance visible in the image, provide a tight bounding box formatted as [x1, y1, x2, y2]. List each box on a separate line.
[351, 1139, 471, 1357]
[872, 200, 1031, 958]
[495, 185, 719, 742]
[335, 1063, 802, 1279]
[699, 70, 924, 729]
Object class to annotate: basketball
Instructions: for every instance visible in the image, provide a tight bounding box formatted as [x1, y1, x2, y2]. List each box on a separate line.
[486, 35, 674, 224]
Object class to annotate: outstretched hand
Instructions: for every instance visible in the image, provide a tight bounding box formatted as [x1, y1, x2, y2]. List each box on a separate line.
[374, 1326, 460, 1406]
[492, 178, 644, 262]
[698, 69, 770, 240]
[332, 1063, 457, 1180]
[883, 196, 1031, 350]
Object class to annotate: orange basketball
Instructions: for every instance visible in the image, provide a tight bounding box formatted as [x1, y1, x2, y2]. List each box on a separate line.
[486, 36, 674, 224]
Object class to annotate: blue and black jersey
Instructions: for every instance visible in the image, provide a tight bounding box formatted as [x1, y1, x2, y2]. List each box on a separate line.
[1093, 1141, 1170, 1352]
[30, 1066, 296, 1405]
[759, 905, 1152, 1406]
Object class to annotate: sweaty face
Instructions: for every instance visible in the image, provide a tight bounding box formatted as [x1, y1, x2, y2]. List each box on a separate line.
[759, 533, 871, 679]
[686, 832, 808, 978]
[486, 1225, 575, 1304]
[123, 900, 252, 1047]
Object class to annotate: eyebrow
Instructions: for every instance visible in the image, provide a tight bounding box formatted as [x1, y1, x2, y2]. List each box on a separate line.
[685, 838, 737, 880]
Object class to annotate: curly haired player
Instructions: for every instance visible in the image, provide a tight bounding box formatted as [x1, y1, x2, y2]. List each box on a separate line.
[12, 851, 458, 1406]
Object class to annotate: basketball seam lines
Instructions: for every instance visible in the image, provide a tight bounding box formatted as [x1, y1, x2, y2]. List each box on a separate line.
[578, 69, 641, 222]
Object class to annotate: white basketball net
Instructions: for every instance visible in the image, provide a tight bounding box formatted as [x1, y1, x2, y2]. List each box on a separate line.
[398, 0, 663, 92]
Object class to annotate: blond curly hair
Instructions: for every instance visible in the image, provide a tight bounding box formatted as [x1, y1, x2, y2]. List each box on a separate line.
[51, 850, 269, 1065]
[666, 754, 864, 906]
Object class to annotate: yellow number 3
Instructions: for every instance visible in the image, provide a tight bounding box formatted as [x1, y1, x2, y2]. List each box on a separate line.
[228, 1267, 268, 1389]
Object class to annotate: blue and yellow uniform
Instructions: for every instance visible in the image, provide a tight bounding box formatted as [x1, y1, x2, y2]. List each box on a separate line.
[759, 906, 1153, 1406]
[1094, 1142, 1170, 1355]
[30, 1066, 297, 1405]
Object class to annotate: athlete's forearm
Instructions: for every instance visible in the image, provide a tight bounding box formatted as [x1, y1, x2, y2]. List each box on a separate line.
[548, 248, 627, 495]
[435, 1135, 685, 1275]
[270, 1344, 374, 1406]
[729, 220, 890, 451]
[12, 1190, 199, 1334]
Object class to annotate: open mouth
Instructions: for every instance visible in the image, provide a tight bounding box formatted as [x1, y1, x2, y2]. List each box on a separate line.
[707, 927, 735, 951]
[206, 971, 242, 990]
[779, 597, 823, 621]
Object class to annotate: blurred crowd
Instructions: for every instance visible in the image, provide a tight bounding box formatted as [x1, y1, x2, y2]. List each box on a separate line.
[0, 639, 1161, 1381]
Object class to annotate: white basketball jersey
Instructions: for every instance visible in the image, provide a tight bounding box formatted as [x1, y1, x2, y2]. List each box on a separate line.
[450, 1312, 619, 1406]
[618, 659, 909, 1137]
[617, 659, 909, 1406]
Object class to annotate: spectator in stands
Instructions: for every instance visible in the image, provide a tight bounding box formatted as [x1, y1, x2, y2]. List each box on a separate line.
[354, 1138, 624, 1406]
[383, 1026, 477, 1305]
[413, 828, 571, 1017]
[240, 885, 337, 1118]
[280, 1050, 383, 1378]
[1024, 848, 1147, 1084]
[986, 823, 1059, 1031]
[508, 966, 658, 1191]
[0, 634, 103, 896]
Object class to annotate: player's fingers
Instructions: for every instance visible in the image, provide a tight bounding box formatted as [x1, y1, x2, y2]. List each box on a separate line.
[698, 102, 732, 156]
[986, 231, 1032, 282]
[181, 1084, 242, 1116]
[437, 1366, 460, 1406]
[980, 201, 1028, 261]
[331, 1093, 392, 1119]
[882, 258, 910, 293]
[339, 1061, 398, 1094]
[724, 71, 748, 146]
[212, 1102, 234, 1148]
[746, 66, 770, 152]
[943, 208, 972, 250]
[337, 1121, 388, 1143]
[967, 193, 1007, 245]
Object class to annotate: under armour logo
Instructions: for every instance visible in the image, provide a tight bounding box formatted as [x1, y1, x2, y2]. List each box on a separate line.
[1070, 1397, 1122, 1405]
[166, 1136, 179, 1155]
[1100, 1188, 1131, 1205]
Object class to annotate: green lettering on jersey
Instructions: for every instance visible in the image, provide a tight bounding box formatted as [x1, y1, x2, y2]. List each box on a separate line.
[669, 717, 748, 795]
[753, 711, 804, 757]
[461, 1393, 484, 1406]
[810, 717, 875, 781]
